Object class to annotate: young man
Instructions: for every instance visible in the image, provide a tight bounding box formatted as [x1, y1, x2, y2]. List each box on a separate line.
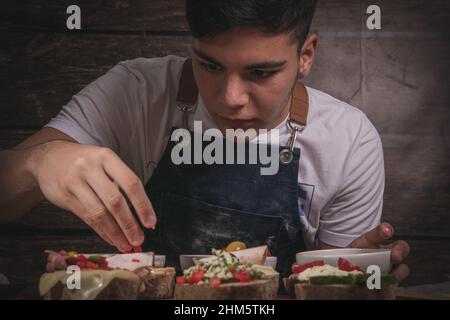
[0, 0, 409, 279]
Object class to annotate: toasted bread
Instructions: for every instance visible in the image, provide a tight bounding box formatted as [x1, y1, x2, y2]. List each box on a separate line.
[135, 267, 176, 299]
[175, 278, 278, 300]
[284, 276, 397, 300]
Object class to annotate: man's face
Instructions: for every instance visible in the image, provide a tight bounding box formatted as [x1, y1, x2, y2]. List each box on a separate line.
[192, 27, 302, 132]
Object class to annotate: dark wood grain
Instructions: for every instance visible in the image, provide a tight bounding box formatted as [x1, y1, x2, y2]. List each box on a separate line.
[0, 32, 191, 129]
[1, 0, 188, 32]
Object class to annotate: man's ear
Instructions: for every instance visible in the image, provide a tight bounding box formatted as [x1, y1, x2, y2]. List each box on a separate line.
[298, 34, 319, 79]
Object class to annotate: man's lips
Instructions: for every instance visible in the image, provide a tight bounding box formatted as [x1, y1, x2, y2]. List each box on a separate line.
[219, 116, 257, 129]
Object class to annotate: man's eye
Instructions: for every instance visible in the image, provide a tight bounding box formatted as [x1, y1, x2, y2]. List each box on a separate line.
[200, 62, 222, 73]
[252, 70, 277, 79]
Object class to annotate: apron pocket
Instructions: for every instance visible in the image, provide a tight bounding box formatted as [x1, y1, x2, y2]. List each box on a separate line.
[159, 192, 285, 254]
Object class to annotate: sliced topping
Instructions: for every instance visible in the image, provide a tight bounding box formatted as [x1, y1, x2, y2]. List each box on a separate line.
[292, 264, 364, 282]
[210, 277, 221, 288]
[39, 269, 139, 299]
[189, 269, 206, 284]
[225, 241, 247, 252]
[233, 270, 251, 283]
[106, 253, 154, 271]
[291, 260, 325, 274]
[338, 257, 364, 272]
[182, 249, 268, 286]
[176, 276, 186, 284]
[45, 250, 152, 272]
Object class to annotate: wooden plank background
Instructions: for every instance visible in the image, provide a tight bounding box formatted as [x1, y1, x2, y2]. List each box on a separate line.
[1, 0, 449, 297]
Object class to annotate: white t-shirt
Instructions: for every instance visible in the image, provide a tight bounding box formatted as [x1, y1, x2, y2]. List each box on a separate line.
[45, 55, 384, 249]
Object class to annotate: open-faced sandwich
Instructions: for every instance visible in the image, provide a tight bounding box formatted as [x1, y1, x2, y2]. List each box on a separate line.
[174, 246, 279, 300]
[40, 248, 175, 300]
[284, 258, 397, 300]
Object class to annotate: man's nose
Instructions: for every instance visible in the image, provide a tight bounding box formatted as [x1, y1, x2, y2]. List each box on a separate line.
[221, 75, 249, 108]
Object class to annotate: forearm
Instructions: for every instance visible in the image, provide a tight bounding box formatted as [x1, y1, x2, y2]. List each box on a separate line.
[0, 147, 45, 223]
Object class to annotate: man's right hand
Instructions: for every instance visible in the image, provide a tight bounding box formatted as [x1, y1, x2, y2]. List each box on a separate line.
[29, 140, 157, 252]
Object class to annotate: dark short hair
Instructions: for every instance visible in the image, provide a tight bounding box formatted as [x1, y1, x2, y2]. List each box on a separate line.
[185, 0, 317, 46]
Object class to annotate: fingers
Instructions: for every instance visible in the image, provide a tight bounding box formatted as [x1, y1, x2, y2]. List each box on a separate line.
[102, 150, 157, 229]
[84, 171, 145, 247]
[391, 263, 410, 283]
[66, 184, 131, 252]
[350, 223, 394, 248]
[386, 240, 411, 264]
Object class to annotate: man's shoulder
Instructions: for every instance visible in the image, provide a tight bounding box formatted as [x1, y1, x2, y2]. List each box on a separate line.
[119, 55, 187, 72]
[114, 55, 187, 90]
[306, 86, 377, 137]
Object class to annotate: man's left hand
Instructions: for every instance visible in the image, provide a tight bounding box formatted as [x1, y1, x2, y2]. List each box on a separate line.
[349, 222, 410, 283]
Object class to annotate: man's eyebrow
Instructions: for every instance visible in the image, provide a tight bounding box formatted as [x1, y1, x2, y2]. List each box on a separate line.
[192, 47, 287, 69]
[244, 60, 287, 70]
[192, 48, 224, 67]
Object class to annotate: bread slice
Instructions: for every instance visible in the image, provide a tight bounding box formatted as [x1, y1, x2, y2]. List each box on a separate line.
[40, 269, 141, 300]
[284, 276, 397, 300]
[175, 279, 278, 300]
[134, 267, 176, 299]
[294, 282, 398, 300]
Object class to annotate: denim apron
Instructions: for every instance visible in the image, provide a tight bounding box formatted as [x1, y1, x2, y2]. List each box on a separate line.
[142, 60, 309, 279]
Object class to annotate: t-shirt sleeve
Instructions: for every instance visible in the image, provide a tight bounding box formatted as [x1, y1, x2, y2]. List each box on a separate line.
[45, 62, 142, 152]
[318, 113, 385, 247]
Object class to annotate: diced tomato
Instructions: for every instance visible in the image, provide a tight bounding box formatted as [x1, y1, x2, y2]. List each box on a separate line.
[65, 257, 78, 266]
[85, 261, 99, 269]
[131, 258, 141, 263]
[233, 270, 251, 283]
[210, 277, 221, 288]
[133, 246, 142, 253]
[76, 261, 86, 268]
[291, 260, 325, 274]
[338, 258, 363, 272]
[176, 276, 186, 284]
[78, 255, 88, 263]
[100, 261, 109, 270]
[189, 269, 205, 284]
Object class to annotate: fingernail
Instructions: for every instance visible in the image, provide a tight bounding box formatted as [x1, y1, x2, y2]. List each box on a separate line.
[146, 215, 157, 228]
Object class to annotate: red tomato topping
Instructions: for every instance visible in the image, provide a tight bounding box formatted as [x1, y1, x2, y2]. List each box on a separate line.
[189, 269, 205, 284]
[100, 261, 109, 269]
[176, 276, 186, 284]
[133, 246, 142, 253]
[291, 260, 325, 274]
[233, 270, 251, 283]
[65, 257, 78, 266]
[338, 258, 363, 272]
[210, 277, 221, 288]
[85, 261, 99, 269]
